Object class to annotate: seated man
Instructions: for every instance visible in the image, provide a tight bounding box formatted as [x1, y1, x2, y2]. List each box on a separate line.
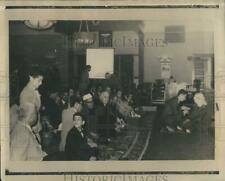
[179, 92, 208, 134]
[59, 96, 82, 152]
[114, 90, 140, 119]
[95, 91, 116, 143]
[10, 103, 47, 161]
[161, 89, 188, 133]
[65, 113, 98, 161]
[82, 93, 98, 138]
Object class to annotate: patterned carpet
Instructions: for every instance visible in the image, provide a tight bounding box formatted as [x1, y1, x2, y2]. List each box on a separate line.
[98, 111, 156, 160]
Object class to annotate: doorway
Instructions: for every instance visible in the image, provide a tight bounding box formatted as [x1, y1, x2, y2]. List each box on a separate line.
[191, 54, 214, 90]
[114, 55, 134, 91]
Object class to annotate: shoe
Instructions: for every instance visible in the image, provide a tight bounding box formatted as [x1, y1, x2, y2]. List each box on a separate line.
[185, 129, 191, 134]
[134, 113, 141, 118]
[176, 126, 183, 131]
[166, 126, 175, 133]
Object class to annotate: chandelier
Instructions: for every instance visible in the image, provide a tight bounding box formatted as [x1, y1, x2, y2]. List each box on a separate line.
[24, 20, 57, 30]
[73, 21, 96, 46]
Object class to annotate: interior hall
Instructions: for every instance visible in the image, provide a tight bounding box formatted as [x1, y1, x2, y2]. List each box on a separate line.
[9, 18, 214, 161]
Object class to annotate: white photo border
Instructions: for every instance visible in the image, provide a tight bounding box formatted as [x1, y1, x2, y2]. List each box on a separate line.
[1, 0, 225, 180]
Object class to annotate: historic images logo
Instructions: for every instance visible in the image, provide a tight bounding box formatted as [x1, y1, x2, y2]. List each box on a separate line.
[113, 36, 168, 48]
[64, 174, 169, 181]
[74, 35, 168, 48]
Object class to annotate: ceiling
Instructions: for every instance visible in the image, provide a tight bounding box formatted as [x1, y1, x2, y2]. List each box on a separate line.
[55, 20, 144, 34]
[10, 20, 144, 35]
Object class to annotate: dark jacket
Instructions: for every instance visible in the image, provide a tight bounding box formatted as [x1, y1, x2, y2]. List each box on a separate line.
[65, 127, 92, 160]
[162, 96, 184, 127]
[188, 104, 207, 132]
[94, 102, 116, 138]
[44, 97, 62, 129]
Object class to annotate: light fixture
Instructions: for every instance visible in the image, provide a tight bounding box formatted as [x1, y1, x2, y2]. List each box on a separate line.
[24, 20, 57, 30]
[73, 21, 96, 46]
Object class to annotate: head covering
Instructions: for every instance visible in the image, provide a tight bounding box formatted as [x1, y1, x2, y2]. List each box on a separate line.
[82, 93, 93, 102]
[194, 92, 207, 107]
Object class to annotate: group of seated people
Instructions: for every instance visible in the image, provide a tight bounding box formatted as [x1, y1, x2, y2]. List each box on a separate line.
[161, 89, 208, 134]
[9, 68, 210, 161]
[9, 70, 141, 161]
[151, 75, 209, 135]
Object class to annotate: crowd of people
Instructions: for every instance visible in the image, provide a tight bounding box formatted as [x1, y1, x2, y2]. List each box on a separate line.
[9, 65, 209, 161]
[9, 66, 141, 161]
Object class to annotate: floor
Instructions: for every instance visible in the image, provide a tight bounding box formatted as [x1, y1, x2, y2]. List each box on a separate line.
[105, 103, 215, 161]
[98, 111, 155, 160]
[43, 92, 215, 160]
[143, 129, 214, 160]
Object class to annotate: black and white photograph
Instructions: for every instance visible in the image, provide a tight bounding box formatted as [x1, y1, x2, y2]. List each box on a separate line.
[8, 19, 215, 161]
[1, 0, 225, 180]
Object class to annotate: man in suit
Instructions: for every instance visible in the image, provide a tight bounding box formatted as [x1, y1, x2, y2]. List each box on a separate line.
[10, 103, 47, 161]
[162, 89, 188, 132]
[94, 91, 116, 143]
[65, 113, 98, 161]
[19, 69, 43, 136]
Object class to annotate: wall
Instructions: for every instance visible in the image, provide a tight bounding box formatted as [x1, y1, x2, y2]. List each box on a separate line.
[9, 22, 140, 88]
[142, 20, 214, 84]
[113, 31, 139, 55]
[10, 20, 214, 86]
[9, 21, 69, 88]
[112, 31, 139, 81]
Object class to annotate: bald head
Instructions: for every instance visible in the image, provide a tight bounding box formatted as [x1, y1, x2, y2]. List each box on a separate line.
[99, 91, 109, 106]
[194, 92, 207, 107]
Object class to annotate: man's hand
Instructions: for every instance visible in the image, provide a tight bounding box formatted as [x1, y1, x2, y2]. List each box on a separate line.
[89, 142, 98, 148]
[88, 140, 98, 148]
[181, 106, 191, 110]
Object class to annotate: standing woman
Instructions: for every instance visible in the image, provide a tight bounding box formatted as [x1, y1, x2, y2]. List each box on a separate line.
[19, 68, 44, 141]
